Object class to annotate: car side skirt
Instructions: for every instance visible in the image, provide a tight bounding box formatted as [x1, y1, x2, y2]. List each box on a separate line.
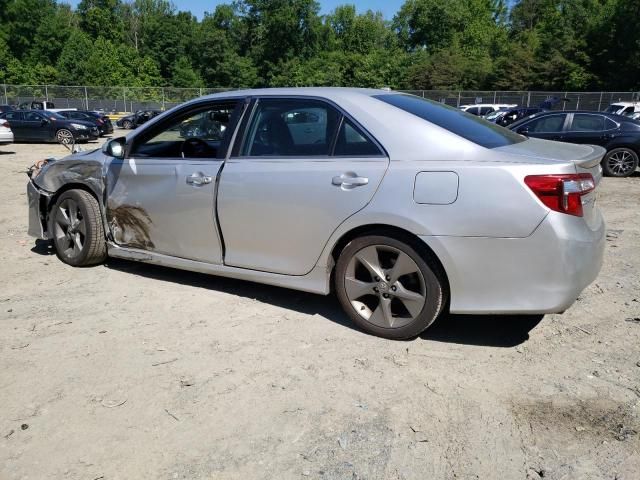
[107, 243, 332, 295]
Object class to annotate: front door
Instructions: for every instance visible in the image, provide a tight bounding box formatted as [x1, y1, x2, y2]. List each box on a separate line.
[105, 100, 242, 264]
[23, 111, 50, 141]
[217, 97, 389, 276]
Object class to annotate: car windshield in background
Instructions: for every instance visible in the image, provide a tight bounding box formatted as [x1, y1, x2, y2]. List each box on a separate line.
[374, 94, 525, 148]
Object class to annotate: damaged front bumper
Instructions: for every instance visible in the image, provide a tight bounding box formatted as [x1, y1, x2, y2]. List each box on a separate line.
[27, 179, 52, 240]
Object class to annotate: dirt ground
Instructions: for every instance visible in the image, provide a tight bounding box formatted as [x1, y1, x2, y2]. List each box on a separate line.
[1, 135, 639, 480]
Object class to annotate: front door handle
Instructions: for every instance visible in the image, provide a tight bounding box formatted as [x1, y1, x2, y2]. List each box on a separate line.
[186, 173, 212, 186]
[332, 172, 369, 188]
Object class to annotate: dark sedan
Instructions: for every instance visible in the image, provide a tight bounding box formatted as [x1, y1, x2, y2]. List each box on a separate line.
[116, 109, 161, 129]
[509, 111, 640, 177]
[491, 107, 545, 127]
[0, 110, 99, 144]
[58, 110, 114, 136]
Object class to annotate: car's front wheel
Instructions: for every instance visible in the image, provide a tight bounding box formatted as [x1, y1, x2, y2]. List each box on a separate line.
[56, 128, 74, 145]
[602, 147, 639, 177]
[122, 120, 133, 129]
[50, 190, 107, 267]
[335, 235, 445, 339]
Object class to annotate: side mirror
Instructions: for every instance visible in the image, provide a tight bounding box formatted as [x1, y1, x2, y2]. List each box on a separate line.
[102, 137, 126, 159]
[517, 126, 529, 135]
[41, 118, 49, 126]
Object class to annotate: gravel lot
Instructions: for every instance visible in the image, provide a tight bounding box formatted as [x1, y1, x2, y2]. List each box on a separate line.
[1, 136, 639, 480]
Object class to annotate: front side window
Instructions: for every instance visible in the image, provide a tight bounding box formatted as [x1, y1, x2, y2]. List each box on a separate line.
[131, 102, 237, 159]
[242, 99, 340, 156]
[526, 115, 567, 133]
[569, 114, 604, 132]
[24, 111, 43, 121]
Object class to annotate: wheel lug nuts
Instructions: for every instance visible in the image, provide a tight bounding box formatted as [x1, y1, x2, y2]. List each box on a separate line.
[383, 293, 389, 298]
[373, 287, 379, 292]
[374, 276, 380, 282]
[385, 275, 390, 281]
[391, 286, 397, 291]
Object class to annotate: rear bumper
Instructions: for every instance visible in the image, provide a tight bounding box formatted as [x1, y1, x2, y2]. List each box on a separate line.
[423, 210, 605, 314]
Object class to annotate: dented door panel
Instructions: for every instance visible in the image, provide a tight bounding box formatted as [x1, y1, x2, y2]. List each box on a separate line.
[106, 158, 223, 264]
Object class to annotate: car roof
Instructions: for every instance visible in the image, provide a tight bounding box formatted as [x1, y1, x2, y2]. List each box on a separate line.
[200, 87, 394, 102]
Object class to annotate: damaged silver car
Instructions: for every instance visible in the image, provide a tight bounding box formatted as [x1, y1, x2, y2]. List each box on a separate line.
[27, 88, 605, 339]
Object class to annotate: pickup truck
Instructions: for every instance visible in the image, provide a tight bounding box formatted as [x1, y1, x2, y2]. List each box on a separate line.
[17, 100, 76, 113]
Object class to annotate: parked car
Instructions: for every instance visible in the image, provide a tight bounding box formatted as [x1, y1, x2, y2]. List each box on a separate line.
[628, 112, 640, 121]
[17, 100, 76, 113]
[459, 103, 516, 116]
[491, 107, 545, 127]
[57, 110, 114, 136]
[509, 111, 640, 177]
[0, 105, 15, 114]
[26, 88, 605, 340]
[0, 110, 99, 144]
[0, 117, 14, 145]
[116, 109, 161, 129]
[604, 102, 640, 116]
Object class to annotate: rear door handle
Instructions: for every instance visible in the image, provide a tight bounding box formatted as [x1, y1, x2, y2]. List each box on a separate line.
[332, 172, 369, 188]
[186, 172, 212, 186]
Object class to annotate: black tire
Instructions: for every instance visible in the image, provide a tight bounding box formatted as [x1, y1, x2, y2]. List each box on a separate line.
[122, 120, 133, 129]
[335, 235, 445, 340]
[602, 147, 639, 177]
[49, 189, 107, 267]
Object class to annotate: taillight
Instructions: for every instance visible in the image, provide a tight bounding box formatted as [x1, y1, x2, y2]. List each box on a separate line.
[524, 174, 595, 217]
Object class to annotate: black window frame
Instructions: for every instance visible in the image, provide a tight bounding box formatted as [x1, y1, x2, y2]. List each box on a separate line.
[568, 113, 607, 132]
[231, 96, 386, 159]
[521, 113, 568, 133]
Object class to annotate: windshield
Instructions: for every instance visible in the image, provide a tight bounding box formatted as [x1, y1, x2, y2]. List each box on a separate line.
[374, 94, 525, 148]
[484, 109, 508, 120]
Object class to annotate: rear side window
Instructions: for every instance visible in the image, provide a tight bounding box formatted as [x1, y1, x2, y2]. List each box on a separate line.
[334, 118, 383, 156]
[375, 94, 524, 148]
[242, 98, 340, 156]
[4, 111, 22, 120]
[569, 114, 604, 131]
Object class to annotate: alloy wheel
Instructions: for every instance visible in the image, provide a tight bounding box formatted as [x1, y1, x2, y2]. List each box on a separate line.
[56, 129, 73, 145]
[606, 149, 637, 176]
[344, 245, 426, 329]
[53, 198, 86, 259]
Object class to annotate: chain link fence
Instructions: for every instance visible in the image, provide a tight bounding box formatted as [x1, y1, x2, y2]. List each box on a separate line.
[2, 84, 639, 113]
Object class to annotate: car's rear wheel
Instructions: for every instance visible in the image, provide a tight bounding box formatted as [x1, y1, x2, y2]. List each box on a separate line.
[122, 120, 133, 129]
[602, 148, 639, 177]
[56, 128, 73, 145]
[50, 190, 107, 267]
[335, 235, 445, 339]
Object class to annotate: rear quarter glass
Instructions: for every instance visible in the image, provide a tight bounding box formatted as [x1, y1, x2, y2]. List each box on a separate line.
[374, 94, 525, 149]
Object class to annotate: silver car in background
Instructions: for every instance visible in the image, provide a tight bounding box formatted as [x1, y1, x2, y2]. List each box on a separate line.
[26, 88, 605, 339]
[0, 117, 13, 145]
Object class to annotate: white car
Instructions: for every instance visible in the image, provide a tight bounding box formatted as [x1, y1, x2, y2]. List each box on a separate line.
[604, 102, 640, 116]
[0, 117, 14, 145]
[459, 104, 517, 116]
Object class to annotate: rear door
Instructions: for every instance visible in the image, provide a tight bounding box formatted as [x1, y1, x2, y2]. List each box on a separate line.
[217, 96, 389, 276]
[565, 113, 612, 147]
[3, 111, 25, 140]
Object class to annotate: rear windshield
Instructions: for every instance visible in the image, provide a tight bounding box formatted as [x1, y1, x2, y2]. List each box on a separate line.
[374, 94, 525, 148]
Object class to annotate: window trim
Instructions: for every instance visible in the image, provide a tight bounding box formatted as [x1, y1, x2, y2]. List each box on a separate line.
[231, 95, 387, 160]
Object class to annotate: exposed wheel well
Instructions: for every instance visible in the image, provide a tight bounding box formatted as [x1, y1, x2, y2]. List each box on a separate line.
[45, 184, 103, 236]
[329, 224, 450, 300]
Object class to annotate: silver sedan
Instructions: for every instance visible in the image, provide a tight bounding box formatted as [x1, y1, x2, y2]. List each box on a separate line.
[26, 88, 605, 339]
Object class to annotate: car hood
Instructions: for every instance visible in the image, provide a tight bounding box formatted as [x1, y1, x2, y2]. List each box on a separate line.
[495, 137, 605, 168]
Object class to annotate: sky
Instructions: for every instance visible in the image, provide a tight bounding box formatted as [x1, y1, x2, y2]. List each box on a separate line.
[65, 1, 407, 20]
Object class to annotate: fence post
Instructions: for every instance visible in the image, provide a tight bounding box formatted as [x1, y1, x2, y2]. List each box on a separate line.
[84, 86, 89, 110]
[597, 91, 603, 111]
[3, 84, 7, 105]
[162, 88, 165, 111]
[493, 91, 497, 103]
[576, 95, 580, 110]
[199, 87, 203, 97]
[527, 91, 531, 107]
[456, 91, 461, 108]
[123, 87, 126, 113]
[45, 85, 48, 102]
